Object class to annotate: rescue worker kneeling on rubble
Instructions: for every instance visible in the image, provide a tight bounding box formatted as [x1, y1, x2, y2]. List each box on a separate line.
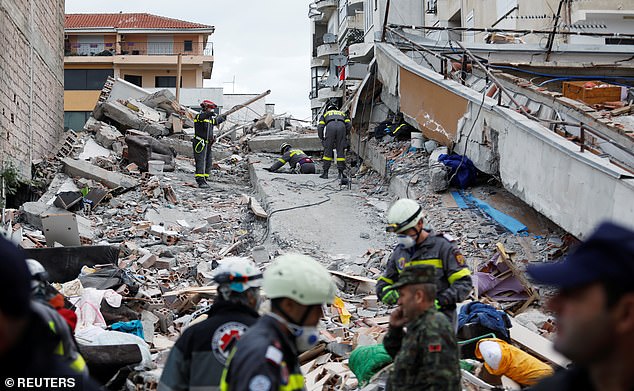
[0, 236, 99, 389]
[193, 100, 225, 188]
[376, 198, 473, 325]
[221, 253, 336, 391]
[159, 257, 262, 391]
[317, 104, 351, 180]
[266, 143, 316, 174]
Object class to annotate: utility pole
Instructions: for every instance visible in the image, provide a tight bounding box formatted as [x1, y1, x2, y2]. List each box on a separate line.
[176, 52, 182, 104]
[545, 0, 567, 62]
[381, 0, 391, 42]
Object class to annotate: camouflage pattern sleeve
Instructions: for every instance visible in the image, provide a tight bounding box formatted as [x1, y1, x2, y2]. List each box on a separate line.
[414, 313, 461, 390]
[382, 326, 404, 358]
[437, 242, 473, 307]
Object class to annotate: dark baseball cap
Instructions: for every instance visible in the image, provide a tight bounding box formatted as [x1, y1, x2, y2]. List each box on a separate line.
[0, 235, 32, 318]
[389, 265, 436, 290]
[527, 222, 634, 289]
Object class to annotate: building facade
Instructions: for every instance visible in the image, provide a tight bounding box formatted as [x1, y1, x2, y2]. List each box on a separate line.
[0, 0, 65, 178]
[64, 13, 215, 131]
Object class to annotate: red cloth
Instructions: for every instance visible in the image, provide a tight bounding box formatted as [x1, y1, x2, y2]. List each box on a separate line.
[57, 308, 78, 332]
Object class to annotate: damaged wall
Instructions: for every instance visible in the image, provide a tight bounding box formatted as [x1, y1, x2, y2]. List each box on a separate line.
[0, 0, 65, 177]
[400, 68, 468, 146]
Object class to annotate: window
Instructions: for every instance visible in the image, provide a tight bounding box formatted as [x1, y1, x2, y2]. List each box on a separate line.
[605, 38, 634, 45]
[155, 76, 179, 88]
[64, 69, 114, 90]
[64, 112, 91, 131]
[124, 74, 143, 87]
[184, 40, 193, 52]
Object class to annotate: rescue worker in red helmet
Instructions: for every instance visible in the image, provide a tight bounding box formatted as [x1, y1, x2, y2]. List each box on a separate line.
[193, 100, 225, 188]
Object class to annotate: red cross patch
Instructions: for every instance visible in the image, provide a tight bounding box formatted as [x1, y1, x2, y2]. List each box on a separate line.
[428, 344, 442, 353]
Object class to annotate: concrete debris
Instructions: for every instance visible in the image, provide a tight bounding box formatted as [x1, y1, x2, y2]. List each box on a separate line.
[62, 157, 138, 189]
[95, 124, 124, 149]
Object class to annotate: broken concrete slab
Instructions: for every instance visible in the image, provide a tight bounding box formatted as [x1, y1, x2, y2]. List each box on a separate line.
[95, 125, 124, 149]
[102, 101, 169, 137]
[248, 134, 323, 153]
[41, 212, 81, 247]
[62, 157, 138, 189]
[21, 202, 68, 230]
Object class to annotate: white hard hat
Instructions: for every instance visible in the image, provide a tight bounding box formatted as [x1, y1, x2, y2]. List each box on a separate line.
[213, 257, 263, 293]
[263, 253, 336, 306]
[386, 198, 424, 234]
[26, 259, 46, 277]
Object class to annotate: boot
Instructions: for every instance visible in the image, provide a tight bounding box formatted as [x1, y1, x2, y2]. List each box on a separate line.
[196, 178, 210, 188]
[320, 162, 331, 179]
[319, 171, 328, 179]
[338, 169, 347, 179]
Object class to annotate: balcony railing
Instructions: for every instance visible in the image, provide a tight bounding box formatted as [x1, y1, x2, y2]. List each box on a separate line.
[64, 41, 214, 57]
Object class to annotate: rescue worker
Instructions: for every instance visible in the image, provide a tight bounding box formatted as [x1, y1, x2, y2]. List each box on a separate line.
[266, 143, 316, 174]
[220, 253, 336, 391]
[527, 222, 634, 391]
[376, 198, 472, 325]
[159, 257, 262, 391]
[0, 235, 99, 389]
[193, 100, 225, 188]
[317, 104, 351, 180]
[383, 265, 460, 391]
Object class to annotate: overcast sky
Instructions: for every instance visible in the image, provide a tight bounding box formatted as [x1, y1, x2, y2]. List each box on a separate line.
[65, 0, 313, 120]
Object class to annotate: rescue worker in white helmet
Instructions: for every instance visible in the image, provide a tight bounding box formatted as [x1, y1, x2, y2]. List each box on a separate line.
[220, 253, 336, 391]
[266, 143, 316, 174]
[159, 257, 263, 391]
[376, 198, 473, 325]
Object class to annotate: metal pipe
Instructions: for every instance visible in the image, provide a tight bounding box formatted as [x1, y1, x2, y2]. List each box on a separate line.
[387, 23, 634, 39]
[546, 0, 566, 62]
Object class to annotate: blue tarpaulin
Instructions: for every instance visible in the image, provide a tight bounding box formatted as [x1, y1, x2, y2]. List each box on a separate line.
[451, 191, 469, 209]
[463, 194, 528, 234]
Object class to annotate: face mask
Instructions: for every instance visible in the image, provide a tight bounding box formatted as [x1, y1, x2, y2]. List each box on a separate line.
[397, 234, 416, 249]
[268, 313, 320, 352]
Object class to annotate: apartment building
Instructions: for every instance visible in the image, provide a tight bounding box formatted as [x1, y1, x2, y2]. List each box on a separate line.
[64, 13, 215, 130]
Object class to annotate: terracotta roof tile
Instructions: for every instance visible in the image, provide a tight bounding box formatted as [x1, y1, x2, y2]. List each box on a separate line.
[65, 13, 213, 30]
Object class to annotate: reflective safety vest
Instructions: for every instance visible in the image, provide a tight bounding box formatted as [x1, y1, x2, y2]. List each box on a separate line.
[31, 301, 87, 375]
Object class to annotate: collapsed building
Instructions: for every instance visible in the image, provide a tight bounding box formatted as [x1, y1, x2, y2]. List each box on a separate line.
[309, 0, 634, 238]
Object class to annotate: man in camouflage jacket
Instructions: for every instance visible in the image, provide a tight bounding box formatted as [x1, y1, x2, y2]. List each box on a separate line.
[383, 265, 461, 391]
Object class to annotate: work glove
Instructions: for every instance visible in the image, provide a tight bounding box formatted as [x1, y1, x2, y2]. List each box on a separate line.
[381, 287, 399, 305]
[435, 299, 441, 310]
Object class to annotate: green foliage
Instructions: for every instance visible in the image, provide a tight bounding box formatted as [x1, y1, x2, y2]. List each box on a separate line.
[0, 162, 21, 197]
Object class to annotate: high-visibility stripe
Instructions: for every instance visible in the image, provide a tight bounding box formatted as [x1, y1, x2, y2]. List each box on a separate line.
[280, 374, 305, 391]
[195, 174, 207, 178]
[219, 349, 236, 391]
[194, 119, 216, 124]
[448, 268, 472, 284]
[344, 119, 351, 123]
[278, 158, 287, 163]
[319, 121, 326, 125]
[378, 276, 394, 285]
[392, 124, 405, 135]
[336, 157, 346, 162]
[290, 150, 304, 157]
[323, 156, 333, 161]
[70, 355, 87, 373]
[404, 259, 443, 269]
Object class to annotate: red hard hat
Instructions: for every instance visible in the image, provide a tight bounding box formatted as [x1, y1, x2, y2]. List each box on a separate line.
[201, 100, 217, 109]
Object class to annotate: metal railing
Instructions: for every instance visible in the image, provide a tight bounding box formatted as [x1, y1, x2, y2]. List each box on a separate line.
[64, 41, 214, 57]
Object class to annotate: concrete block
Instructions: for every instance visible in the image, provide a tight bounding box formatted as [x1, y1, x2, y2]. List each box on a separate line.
[248, 134, 323, 153]
[206, 214, 222, 224]
[95, 125, 123, 149]
[139, 253, 158, 268]
[154, 257, 176, 270]
[62, 157, 138, 189]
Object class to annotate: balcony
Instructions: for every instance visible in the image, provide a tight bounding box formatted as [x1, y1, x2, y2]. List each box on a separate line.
[339, 14, 364, 38]
[64, 41, 214, 57]
[316, 43, 340, 58]
[318, 87, 344, 100]
[314, 0, 337, 12]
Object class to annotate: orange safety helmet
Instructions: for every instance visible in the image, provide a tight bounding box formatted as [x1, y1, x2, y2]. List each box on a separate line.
[201, 100, 217, 109]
